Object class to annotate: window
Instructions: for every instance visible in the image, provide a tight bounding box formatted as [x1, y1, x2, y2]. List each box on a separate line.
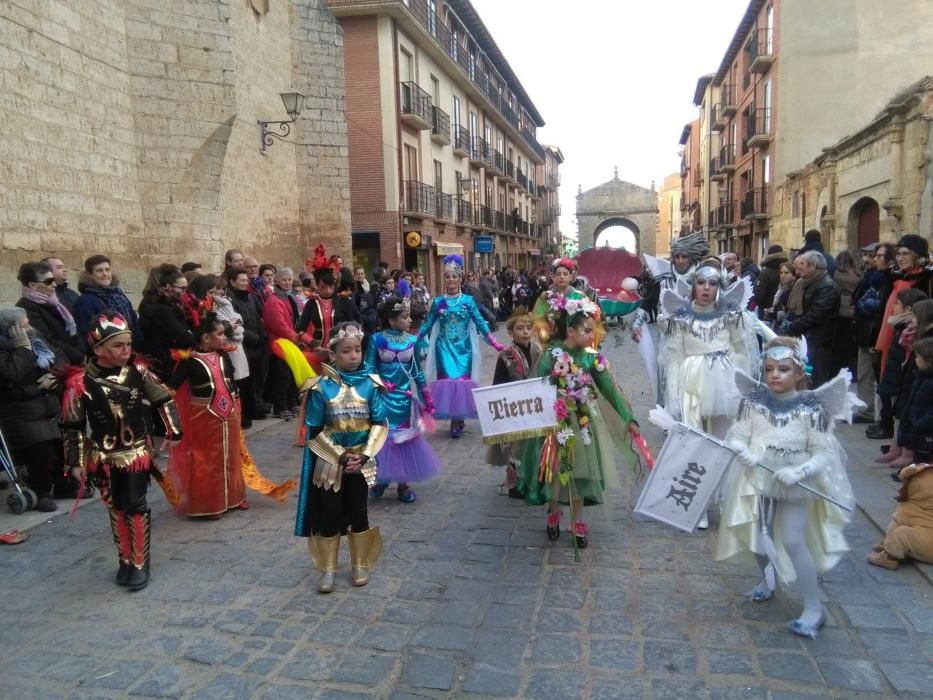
[792, 190, 800, 218]
[451, 95, 460, 131]
[434, 160, 443, 193]
[399, 48, 413, 82]
[763, 80, 772, 132]
[762, 154, 770, 184]
[427, 0, 437, 36]
[431, 76, 440, 105]
[404, 144, 418, 181]
[451, 27, 458, 61]
[469, 47, 476, 80]
[469, 111, 477, 146]
[766, 4, 774, 53]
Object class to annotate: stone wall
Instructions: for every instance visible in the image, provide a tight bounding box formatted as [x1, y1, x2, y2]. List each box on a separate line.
[0, 0, 350, 303]
[575, 174, 659, 255]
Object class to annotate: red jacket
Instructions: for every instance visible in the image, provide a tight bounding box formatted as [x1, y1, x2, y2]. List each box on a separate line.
[262, 292, 299, 344]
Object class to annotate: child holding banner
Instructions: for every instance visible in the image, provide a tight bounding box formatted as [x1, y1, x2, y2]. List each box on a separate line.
[518, 297, 642, 549]
[716, 337, 856, 639]
[365, 294, 441, 503]
[485, 307, 541, 498]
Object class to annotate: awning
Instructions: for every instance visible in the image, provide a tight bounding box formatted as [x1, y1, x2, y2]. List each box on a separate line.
[435, 242, 465, 256]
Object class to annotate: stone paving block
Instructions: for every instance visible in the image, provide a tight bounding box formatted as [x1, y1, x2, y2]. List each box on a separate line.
[707, 649, 756, 675]
[431, 600, 480, 627]
[480, 602, 534, 631]
[524, 668, 586, 698]
[462, 662, 521, 696]
[501, 562, 543, 582]
[590, 678, 646, 699]
[334, 594, 385, 620]
[403, 653, 456, 691]
[543, 585, 587, 609]
[840, 603, 906, 630]
[441, 577, 493, 602]
[639, 613, 692, 642]
[534, 607, 584, 634]
[879, 660, 933, 694]
[393, 579, 444, 601]
[245, 657, 279, 676]
[530, 634, 581, 662]
[857, 630, 931, 663]
[493, 584, 537, 605]
[330, 652, 397, 685]
[747, 626, 805, 651]
[471, 528, 512, 546]
[184, 641, 235, 666]
[759, 652, 823, 684]
[708, 686, 769, 700]
[381, 599, 434, 625]
[130, 665, 184, 698]
[644, 640, 698, 675]
[804, 627, 863, 658]
[356, 623, 414, 652]
[471, 629, 529, 668]
[191, 673, 258, 700]
[816, 657, 885, 692]
[224, 652, 249, 668]
[589, 611, 635, 637]
[82, 660, 154, 690]
[649, 679, 708, 699]
[412, 623, 474, 651]
[901, 605, 933, 634]
[589, 638, 640, 672]
[317, 690, 376, 700]
[256, 684, 319, 700]
[279, 650, 334, 682]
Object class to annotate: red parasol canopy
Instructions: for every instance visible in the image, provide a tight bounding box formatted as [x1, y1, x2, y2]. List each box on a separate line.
[575, 247, 642, 297]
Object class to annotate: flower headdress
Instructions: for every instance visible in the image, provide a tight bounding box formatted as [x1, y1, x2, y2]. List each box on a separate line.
[442, 254, 464, 276]
[552, 257, 577, 273]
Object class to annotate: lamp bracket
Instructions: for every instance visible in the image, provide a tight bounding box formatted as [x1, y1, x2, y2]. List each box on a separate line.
[259, 120, 292, 156]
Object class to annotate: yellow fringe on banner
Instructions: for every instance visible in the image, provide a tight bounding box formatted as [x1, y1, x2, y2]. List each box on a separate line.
[481, 426, 553, 445]
[272, 338, 317, 389]
[240, 432, 297, 502]
[152, 465, 181, 508]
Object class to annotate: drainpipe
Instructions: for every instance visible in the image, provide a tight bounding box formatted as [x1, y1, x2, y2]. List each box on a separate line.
[919, 118, 933, 240]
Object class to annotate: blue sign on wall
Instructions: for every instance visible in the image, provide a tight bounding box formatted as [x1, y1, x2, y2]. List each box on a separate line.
[475, 235, 494, 253]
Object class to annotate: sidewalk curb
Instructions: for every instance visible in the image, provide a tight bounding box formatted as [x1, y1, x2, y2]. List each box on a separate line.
[857, 500, 933, 587]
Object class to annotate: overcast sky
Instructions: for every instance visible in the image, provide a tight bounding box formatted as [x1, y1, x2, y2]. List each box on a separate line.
[470, 0, 751, 243]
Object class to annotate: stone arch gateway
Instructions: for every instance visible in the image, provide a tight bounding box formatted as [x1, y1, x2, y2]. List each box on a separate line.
[576, 170, 658, 254]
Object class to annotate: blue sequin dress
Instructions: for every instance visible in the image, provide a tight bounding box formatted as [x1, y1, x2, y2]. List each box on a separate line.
[419, 293, 495, 419]
[364, 329, 441, 483]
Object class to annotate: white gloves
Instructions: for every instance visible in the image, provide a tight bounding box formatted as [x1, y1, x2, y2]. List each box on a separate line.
[775, 464, 809, 485]
[727, 440, 757, 467]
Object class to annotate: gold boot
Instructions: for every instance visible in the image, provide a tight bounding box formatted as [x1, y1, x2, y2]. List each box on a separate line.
[347, 527, 383, 587]
[308, 534, 341, 593]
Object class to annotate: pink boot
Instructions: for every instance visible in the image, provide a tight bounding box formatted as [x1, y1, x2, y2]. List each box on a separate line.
[875, 444, 902, 464]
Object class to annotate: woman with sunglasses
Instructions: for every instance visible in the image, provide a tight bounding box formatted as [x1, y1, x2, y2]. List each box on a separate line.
[16, 261, 85, 366]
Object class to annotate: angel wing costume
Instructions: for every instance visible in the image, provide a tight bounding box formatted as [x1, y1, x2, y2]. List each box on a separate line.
[657, 278, 772, 430]
[716, 369, 858, 583]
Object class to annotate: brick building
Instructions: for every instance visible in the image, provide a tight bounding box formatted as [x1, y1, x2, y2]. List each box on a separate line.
[538, 146, 564, 262]
[0, 0, 351, 302]
[678, 120, 702, 234]
[326, 0, 549, 290]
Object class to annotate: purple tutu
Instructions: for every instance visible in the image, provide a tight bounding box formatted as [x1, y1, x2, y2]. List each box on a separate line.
[375, 433, 442, 483]
[430, 378, 479, 419]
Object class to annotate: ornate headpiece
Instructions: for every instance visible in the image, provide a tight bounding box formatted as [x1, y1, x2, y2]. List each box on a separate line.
[443, 254, 464, 276]
[397, 279, 412, 312]
[307, 244, 337, 284]
[670, 231, 710, 263]
[762, 343, 806, 368]
[694, 256, 723, 284]
[88, 312, 131, 348]
[552, 257, 577, 273]
[327, 323, 365, 348]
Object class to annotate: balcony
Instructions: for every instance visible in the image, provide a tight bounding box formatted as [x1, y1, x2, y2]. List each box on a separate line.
[455, 197, 473, 225]
[453, 126, 470, 156]
[547, 171, 560, 188]
[718, 200, 736, 228]
[693, 167, 703, 187]
[469, 137, 491, 167]
[741, 187, 769, 221]
[434, 191, 453, 221]
[711, 104, 725, 132]
[748, 28, 776, 73]
[745, 108, 771, 148]
[503, 159, 514, 182]
[430, 106, 450, 145]
[399, 81, 432, 130]
[403, 180, 435, 217]
[710, 156, 725, 183]
[516, 168, 528, 191]
[718, 144, 736, 173]
[493, 209, 506, 231]
[720, 84, 737, 117]
[487, 149, 504, 176]
[680, 156, 688, 177]
[542, 206, 560, 225]
[474, 203, 493, 229]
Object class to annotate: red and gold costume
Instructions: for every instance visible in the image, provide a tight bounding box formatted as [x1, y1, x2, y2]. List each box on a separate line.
[61, 353, 181, 589]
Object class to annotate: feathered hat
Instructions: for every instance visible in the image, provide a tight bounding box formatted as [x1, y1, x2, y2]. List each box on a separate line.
[442, 254, 464, 276]
[670, 231, 710, 264]
[87, 312, 132, 348]
[307, 244, 336, 285]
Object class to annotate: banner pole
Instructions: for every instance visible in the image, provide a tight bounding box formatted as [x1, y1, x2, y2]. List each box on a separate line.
[673, 422, 852, 513]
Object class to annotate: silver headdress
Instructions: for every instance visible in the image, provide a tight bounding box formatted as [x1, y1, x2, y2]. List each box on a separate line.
[669, 231, 710, 263]
[328, 323, 365, 348]
[762, 343, 806, 368]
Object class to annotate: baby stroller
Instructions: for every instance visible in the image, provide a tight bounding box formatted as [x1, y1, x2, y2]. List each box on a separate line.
[0, 426, 39, 514]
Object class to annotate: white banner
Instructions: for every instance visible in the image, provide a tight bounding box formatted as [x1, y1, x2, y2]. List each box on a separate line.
[634, 424, 734, 532]
[471, 378, 558, 445]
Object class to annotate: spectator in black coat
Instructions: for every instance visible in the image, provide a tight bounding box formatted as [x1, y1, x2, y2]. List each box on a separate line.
[42, 256, 79, 313]
[137, 264, 195, 378]
[800, 230, 836, 276]
[754, 245, 788, 318]
[227, 267, 269, 420]
[852, 243, 893, 420]
[784, 250, 840, 387]
[16, 261, 85, 366]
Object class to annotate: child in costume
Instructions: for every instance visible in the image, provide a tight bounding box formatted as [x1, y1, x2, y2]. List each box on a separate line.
[657, 256, 773, 529]
[365, 294, 441, 503]
[419, 255, 503, 438]
[295, 322, 389, 593]
[716, 337, 856, 639]
[518, 297, 641, 549]
[62, 312, 183, 591]
[168, 313, 247, 517]
[532, 257, 586, 347]
[486, 307, 541, 499]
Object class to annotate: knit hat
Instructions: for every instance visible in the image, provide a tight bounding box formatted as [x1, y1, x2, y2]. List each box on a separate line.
[895, 234, 929, 260]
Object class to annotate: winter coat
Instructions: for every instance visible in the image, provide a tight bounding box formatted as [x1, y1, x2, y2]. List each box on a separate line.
[754, 252, 787, 316]
[897, 367, 933, 456]
[16, 297, 86, 365]
[73, 273, 139, 339]
[785, 274, 840, 347]
[799, 241, 836, 276]
[54, 283, 79, 314]
[137, 293, 195, 378]
[0, 336, 62, 450]
[228, 287, 267, 359]
[852, 269, 890, 347]
[834, 268, 861, 319]
[877, 323, 909, 399]
[262, 291, 299, 344]
[213, 295, 250, 381]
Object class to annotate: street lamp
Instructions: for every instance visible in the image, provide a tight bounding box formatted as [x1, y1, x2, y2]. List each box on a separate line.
[258, 90, 306, 155]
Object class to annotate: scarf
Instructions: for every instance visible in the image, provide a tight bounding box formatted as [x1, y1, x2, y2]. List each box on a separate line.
[83, 283, 135, 326]
[0, 324, 56, 370]
[21, 286, 76, 335]
[887, 310, 914, 328]
[787, 268, 828, 317]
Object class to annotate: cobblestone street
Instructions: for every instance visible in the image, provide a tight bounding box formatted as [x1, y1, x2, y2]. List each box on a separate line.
[2, 328, 932, 699]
